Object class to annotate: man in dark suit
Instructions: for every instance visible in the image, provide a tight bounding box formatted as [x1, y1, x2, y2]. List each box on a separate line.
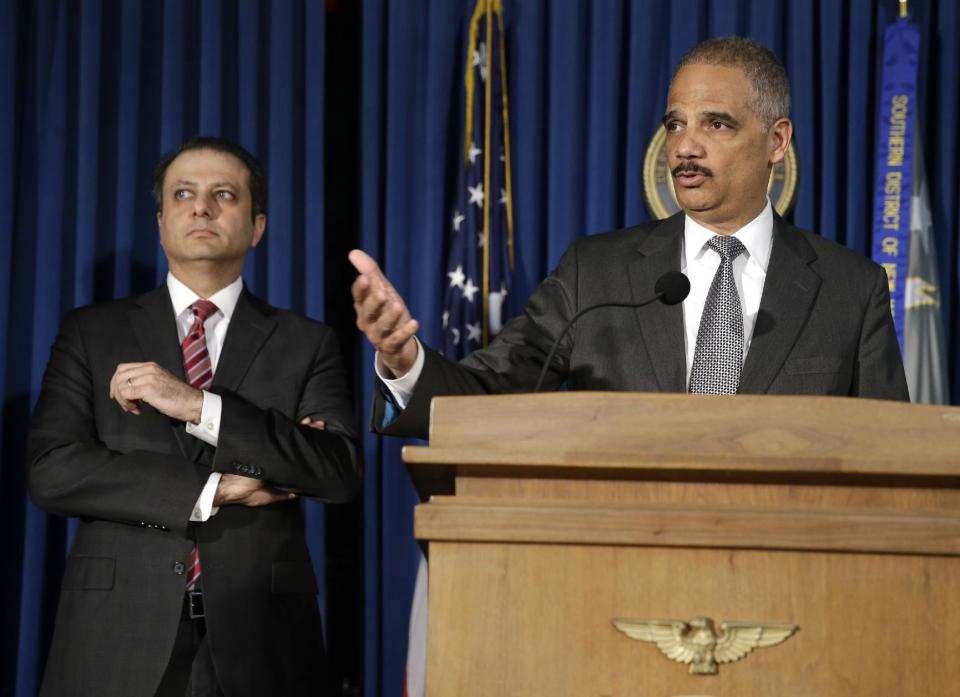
[348, 36, 908, 439]
[29, 136, 360, 697]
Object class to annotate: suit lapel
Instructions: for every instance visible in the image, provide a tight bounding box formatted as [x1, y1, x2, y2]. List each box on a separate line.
[627, 214, 686, 392]
[213, 289, 277, 395]
[129, 287, 184, 378]
[128, 286, 201, 460]
[739, 216, 821, 394]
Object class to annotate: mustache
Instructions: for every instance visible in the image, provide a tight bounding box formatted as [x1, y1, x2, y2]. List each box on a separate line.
[671, 162, 714, 178]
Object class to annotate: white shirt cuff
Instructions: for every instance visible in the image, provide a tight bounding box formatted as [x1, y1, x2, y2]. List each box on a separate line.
[190, 472, 222, 521]
[375, 337, 425, 410]
[186, 391, 222, 446]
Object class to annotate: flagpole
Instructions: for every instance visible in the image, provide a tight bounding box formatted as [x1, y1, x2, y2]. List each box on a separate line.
[497, 0, 515, 273]
[481, 0, 493, 345]
[463, 5, 482, 164]
[899, 0, 908, 18]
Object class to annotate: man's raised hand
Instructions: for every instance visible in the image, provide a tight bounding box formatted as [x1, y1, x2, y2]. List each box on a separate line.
[348, 249, 419, 377]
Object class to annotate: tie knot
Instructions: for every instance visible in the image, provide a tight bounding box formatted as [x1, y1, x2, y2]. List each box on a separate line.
[190, 299, 219, 323]
[707, 235, 746, 262]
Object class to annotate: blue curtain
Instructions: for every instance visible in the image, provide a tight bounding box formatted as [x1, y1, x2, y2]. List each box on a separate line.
[4, 1, 960, 697]
[358, 0, 960, 694]
[0, 1, 331, 695]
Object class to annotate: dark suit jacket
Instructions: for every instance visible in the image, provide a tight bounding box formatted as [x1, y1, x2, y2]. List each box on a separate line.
[375, 213, 909, 440]
[28, 286, 360, 697]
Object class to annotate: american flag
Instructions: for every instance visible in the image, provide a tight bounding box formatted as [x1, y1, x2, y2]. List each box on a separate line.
[406, 5, 515, 697]
[443, 0, 514, 359]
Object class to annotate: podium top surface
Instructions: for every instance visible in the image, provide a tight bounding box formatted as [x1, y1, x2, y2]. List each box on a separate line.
[403, 392, 960, 482]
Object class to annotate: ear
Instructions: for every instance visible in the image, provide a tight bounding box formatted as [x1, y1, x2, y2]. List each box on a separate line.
[156, 210, 163, 229]
[251, 214, 267, 248]
[768, 117, 793, 165]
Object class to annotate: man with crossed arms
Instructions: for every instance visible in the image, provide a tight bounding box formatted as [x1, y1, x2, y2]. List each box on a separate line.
[30, 137, 359, 696]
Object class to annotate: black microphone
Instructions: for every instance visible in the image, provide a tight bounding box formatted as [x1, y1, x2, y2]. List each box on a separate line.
[532, 271, 690, 393]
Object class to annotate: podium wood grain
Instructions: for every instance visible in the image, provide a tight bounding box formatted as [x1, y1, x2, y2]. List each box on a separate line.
[404, 394, 960, 697]
[426, 542, 959, 697]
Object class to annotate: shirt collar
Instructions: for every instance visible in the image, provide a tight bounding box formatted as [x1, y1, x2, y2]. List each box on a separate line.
[166, 272, 244, 320]
[683, 199, 774, 271]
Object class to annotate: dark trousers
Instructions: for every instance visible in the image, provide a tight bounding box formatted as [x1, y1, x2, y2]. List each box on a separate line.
[154, 600, 224, 697]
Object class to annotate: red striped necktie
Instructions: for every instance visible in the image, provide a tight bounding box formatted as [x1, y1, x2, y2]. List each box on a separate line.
[182, 299, 218, 592]
[182, 299, 218, 391]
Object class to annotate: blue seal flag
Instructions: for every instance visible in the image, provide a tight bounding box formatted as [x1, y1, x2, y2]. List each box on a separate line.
[870, 16, 920, 348]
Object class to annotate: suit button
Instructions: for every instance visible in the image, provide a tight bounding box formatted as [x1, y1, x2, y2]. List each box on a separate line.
[173, 561, 185, 575]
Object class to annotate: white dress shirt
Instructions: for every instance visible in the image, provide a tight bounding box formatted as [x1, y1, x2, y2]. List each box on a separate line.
[681, 200, 773, 387]
[378, 199, 774, 403]
[166, 272, 244, 521]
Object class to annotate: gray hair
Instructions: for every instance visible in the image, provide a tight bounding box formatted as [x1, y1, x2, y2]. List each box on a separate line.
[674, 36, 790, 129]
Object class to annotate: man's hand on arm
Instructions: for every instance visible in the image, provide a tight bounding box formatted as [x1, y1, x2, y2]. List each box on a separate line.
[110, 362, 203, 423]
[212, 474, 296, 507]
[348, 249, 420, 378]
[210, 419, 326, 508]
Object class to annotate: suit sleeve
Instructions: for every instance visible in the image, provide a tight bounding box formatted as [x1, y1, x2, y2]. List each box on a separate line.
[853, 266, 910, 400]
[212, 327, 361, 502]
[372, 244, 580, 440]
[28, 311, 209, 536]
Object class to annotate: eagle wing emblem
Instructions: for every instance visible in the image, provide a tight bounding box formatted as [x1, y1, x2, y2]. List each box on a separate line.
[714, 622, 798, 664]
[613, 616, 798, 675]
[611, 619, 696, 664]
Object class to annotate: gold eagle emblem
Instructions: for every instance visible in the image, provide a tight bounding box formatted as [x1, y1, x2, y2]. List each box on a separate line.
[612, 616, 798, 675]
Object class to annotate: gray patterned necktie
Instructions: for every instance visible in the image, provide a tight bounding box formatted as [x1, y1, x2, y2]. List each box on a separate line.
[689, 235, 746, 395]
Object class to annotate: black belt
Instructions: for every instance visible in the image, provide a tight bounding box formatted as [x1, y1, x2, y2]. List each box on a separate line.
[184, 590, 205, 620]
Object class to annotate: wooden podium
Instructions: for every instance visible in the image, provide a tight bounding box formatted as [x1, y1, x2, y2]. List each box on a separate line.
[404, 393, 960, 697]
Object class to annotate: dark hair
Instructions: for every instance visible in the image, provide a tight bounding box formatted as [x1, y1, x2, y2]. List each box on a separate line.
[674, 36, 790, 129]
[152, 136, 267, 220]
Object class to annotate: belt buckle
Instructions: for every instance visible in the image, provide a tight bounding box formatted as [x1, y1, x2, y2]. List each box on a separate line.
[187, 590, 205, 619]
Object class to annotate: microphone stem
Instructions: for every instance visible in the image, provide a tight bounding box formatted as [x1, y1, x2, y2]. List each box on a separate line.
[532, 296, 664, 393]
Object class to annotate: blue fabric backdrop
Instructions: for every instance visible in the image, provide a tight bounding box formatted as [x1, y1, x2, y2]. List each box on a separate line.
[2, 1, 960, 697]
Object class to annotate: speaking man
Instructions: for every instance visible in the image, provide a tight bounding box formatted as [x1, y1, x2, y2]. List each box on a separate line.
[349, 36, 908, 439]
[29, 137, 359, 696]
